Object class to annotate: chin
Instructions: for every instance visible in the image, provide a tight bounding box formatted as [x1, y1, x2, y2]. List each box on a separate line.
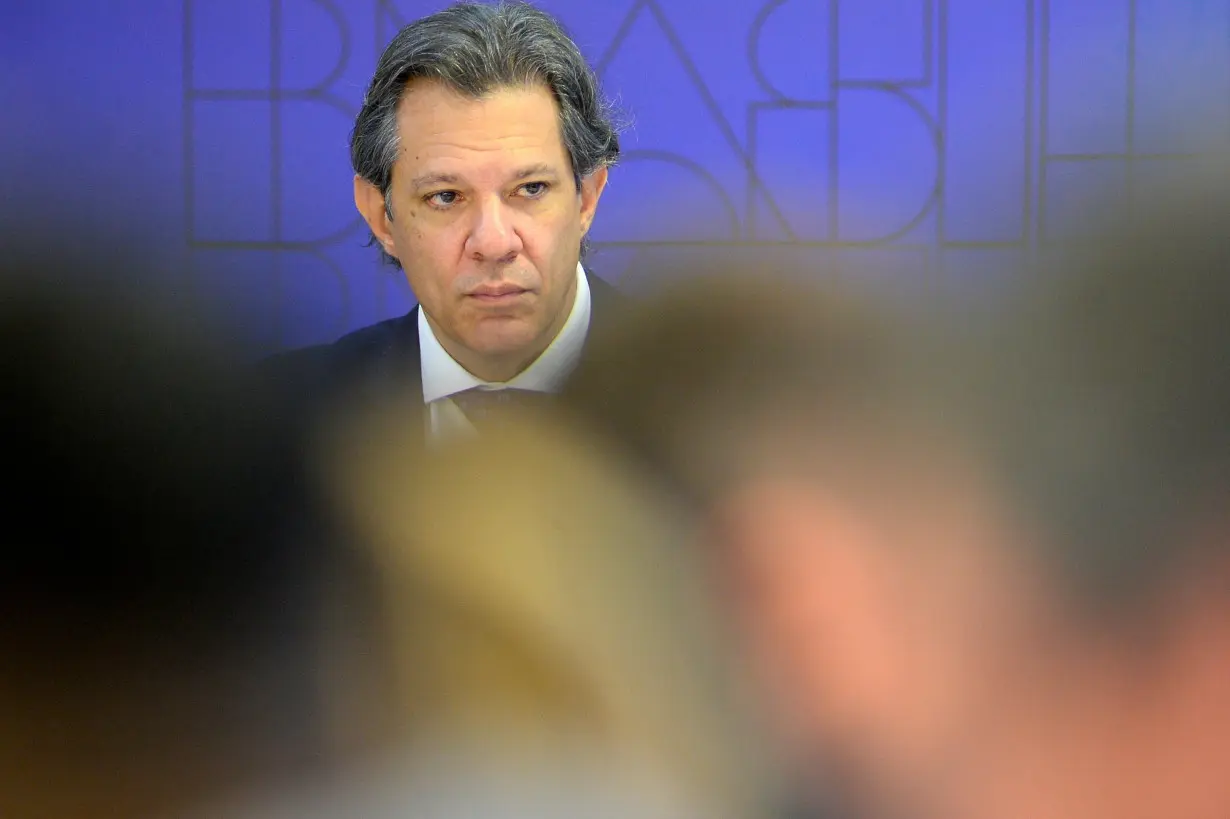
[467, 318, 543, 356]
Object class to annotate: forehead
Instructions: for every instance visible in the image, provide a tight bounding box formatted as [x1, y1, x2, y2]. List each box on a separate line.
[394, 80, 569, 177]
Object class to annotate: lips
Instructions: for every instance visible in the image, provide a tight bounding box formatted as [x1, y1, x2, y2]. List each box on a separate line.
[470, 283, 527, 296]
[467, 284, 530, 301]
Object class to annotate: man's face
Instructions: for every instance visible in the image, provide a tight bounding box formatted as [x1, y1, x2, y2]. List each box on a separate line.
[356, 80, 607, 381]
[716, 449, 1052, 818]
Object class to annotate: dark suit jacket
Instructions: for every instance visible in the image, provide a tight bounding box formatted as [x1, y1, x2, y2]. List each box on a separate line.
[262, 272, 628, 439]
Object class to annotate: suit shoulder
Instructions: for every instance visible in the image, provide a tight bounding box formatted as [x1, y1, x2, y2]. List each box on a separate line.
[259, 312, 417, 395]
[587, 272, 631, 303]
[586, 273, 637, 341]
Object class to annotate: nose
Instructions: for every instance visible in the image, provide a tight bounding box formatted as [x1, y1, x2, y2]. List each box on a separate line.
[465, 196, 523, 263]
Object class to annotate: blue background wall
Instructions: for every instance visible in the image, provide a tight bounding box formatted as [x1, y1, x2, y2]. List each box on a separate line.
[3, 1, 1228, 351]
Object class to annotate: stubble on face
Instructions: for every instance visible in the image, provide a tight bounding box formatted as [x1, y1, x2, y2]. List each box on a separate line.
[380, 80, 595, 381]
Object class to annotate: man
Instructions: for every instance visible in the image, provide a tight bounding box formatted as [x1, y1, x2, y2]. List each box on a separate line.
[564, 174, 1230, 819]
[266, 1, 623, 440]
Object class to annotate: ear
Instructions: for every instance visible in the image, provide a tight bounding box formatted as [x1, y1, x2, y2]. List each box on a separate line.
[712, 478, 895, 662]
[354, 175, 397, 258]
[577, 166, 609, 236]
[713, 477, 927, 732]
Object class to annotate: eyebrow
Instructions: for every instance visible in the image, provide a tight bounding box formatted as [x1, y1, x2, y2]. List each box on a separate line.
[409, 172, 461, 191]
[410, 164, 561, 191]
[511, 163, 560, 181]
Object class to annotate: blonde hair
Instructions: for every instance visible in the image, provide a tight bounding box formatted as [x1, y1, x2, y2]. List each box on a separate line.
[321, 399, 777, 818]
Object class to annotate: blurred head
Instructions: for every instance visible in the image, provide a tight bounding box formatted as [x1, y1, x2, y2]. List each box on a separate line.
[567, 273, 1030, 816]
[351, 2, 618, 381]
[0, 238, 335, 818]
[565, 179, 1230, 819]
[318, 400, 778, 819]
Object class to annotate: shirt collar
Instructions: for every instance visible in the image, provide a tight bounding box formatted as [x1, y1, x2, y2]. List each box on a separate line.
[419, 262, 592, 403]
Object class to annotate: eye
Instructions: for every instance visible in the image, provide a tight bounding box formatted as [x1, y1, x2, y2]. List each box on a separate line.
[425, 190, 460, 208]
[519, 181, 550, 198]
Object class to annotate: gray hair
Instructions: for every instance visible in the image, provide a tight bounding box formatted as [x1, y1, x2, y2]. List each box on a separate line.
[350, 1, 622, 267]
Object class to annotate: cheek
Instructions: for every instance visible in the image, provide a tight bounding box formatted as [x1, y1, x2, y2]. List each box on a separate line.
[728, 548, 869, 708]
[862, 516, 1032, 776]
[394, 222, 465, 289]
[728, 537, 933, 756]
[524, 202, 581, 257]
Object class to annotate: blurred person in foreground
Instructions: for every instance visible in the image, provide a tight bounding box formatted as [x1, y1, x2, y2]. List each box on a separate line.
[0, 237, 341, 817]
[209, 398, 782, 817]
[563, 170, 1230, 819]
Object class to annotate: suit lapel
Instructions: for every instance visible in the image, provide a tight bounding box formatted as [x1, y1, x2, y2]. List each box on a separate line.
[402, 305, 424, 397]
[367, 304, 423, 401]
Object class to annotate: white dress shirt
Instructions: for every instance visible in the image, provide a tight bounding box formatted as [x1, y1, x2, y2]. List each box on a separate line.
[419, 262, 591, 439]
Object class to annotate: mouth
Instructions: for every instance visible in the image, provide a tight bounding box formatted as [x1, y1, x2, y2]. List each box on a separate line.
[466, 285, 531, 303]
